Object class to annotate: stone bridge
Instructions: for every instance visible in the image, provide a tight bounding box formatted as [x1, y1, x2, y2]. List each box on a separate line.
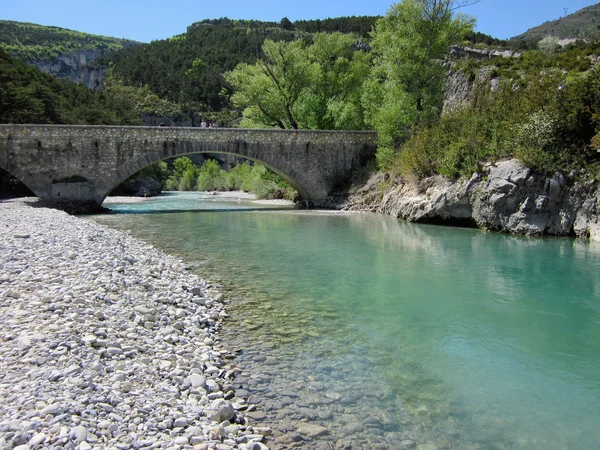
[0, 125, 377, 210]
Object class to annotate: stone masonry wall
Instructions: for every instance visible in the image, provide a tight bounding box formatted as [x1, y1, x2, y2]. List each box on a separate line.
[0, 125, 377, 208]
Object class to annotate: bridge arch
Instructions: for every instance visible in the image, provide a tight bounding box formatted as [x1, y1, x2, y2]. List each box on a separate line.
[0, 166, 37, 199]
[103, 150, 313, 204]
[0, 124, 377, 211]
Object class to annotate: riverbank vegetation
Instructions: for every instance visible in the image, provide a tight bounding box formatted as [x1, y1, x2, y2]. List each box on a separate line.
[362, 0, 475, 168]
[217, 0, 600, 181]
[129, 158, 296, 200]
[397, 53, 600, 179]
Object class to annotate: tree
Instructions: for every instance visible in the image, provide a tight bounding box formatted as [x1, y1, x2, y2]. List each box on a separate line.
[280, 17, 294, 31]
[225, 39, 311, 129]
[538, 35, 561, 56]
[296, 33, 371, 129]
[362, 0, 475, 168]
[165, 157, 200, 190]
[224, 33, 371, 130]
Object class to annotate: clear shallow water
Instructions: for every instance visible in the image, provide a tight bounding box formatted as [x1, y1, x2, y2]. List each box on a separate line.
[94, 192, 600, 449]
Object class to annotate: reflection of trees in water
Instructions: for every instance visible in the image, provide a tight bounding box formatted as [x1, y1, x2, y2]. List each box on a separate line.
[348, 212, 600, 363]
[346, 212, 600, 445]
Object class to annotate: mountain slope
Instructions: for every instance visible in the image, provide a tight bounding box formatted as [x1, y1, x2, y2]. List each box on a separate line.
[0, 20, 140, 88]
[101, 17, 379, 113]
[0, 47, 140, 125]
[0, 20, 139, 61]
[514, 3, 600, 43]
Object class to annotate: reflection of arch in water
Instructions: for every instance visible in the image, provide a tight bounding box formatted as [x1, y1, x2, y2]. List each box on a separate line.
[0, 125, 377, 209]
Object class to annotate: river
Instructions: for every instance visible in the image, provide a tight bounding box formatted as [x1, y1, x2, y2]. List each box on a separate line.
[92, 191, 600, 450]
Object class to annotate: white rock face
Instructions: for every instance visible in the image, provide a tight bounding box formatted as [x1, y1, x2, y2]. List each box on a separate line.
[29, 50, 106, 89]
[0, 201, 268, 449]
[345, 159, 600, 240]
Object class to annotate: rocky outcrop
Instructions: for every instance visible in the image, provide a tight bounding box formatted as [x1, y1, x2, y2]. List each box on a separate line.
[443, 67, 502, 112]
[28, 50, 107, 90]
[449, 45, 521, 61]
[343, 159, 600, 240]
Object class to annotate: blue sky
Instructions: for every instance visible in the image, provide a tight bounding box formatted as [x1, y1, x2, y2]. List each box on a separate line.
[2, 0, 598, 42]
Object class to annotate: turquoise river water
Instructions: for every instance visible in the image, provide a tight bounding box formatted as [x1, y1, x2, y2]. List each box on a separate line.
[93, 192, 600, 450]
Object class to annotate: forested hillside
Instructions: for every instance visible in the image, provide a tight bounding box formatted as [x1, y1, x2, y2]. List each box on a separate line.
[513, 3, 600, 47]
[97, 19, 291, 114]
[393, 38, 600, 179]
[0, 20, 139, 62]
[2, 1, 600, 187]
[0, 48, 140, 124]
[98, 16, 379, 117]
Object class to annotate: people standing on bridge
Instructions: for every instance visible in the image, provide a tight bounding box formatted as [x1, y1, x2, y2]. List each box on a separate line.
[200, 119, 207, 128]
[208, 121, 213, 128]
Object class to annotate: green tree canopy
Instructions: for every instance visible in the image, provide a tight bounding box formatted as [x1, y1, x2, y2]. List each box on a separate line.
[224, 33, 371, 130]
[362, 0, 475, 167]
[225, 39, 311, 129]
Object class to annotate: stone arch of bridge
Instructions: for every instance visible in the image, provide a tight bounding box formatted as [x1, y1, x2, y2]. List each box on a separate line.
[0, 165, 42, 200]
[100, 150, 312, 204]
[0, 125, 378, 210]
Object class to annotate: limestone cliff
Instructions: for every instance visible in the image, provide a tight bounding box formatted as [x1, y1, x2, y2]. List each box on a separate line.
[28, 50, 106, 90]
[343, 160, 600, 241]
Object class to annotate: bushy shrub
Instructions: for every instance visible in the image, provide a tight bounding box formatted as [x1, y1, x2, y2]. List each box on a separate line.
[394, 127, 440, 179]
[195, 160, 296, 199]
[196, 159, 226, 191]
[392, 60, 600, 180]
[164, 157, 200, 191]
[512, 110, 558, 171]
[179, 167, 199, 191]
[538, 36, 561, 56]
[226, 162, 254, 190]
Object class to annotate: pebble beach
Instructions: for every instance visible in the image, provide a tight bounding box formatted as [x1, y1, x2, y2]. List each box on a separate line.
[0, 200, 272, 450]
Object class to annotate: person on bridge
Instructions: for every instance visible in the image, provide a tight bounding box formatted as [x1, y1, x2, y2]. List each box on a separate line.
[200, 119, 207, 128]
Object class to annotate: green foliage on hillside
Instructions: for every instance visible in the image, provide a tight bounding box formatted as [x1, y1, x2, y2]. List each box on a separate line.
[0, 20, 139, 62]
[102, 66, 187, 119]
[454, 40, 600, 77]
[98, 19, 294, 114]
[0, 48, 140, 124]
[5, 4, 600, 187]
[465, 31, 507, 47]
[190, 16, 379, 38]
[513, 3, 600, 47]
[395, 47, 600, 180]
[97, 16, 390, 119]
[294, 16, 380, 38]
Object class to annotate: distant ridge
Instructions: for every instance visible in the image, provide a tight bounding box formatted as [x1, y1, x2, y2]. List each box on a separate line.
[0, 20, 140, 62]
[513, 3, 600, 43]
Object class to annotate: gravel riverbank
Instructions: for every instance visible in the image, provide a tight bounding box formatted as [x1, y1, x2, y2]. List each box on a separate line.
[0, 200, 271, 450]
